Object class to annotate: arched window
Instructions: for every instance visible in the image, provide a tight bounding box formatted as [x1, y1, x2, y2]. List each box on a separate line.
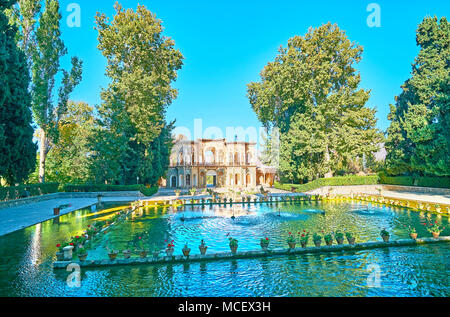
[205, 150, 214, 164]
[171, 176, 177, 188]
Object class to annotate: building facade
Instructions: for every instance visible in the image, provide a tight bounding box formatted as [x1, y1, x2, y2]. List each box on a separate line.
[166, 136, 274, 189]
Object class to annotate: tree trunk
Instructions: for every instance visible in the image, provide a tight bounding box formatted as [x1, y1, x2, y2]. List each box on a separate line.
[39, 129, 48, 183]
[324, 144, 333, 178]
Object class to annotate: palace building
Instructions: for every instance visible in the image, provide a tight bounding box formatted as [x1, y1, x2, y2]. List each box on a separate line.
[166, 136, 275, 189]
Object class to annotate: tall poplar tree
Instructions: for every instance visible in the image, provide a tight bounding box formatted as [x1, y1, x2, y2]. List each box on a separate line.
[10, 0, 83, 183]
[0, 0, 36, 185]
[386, 16, 449, 177]
[248, 23, 382, 183]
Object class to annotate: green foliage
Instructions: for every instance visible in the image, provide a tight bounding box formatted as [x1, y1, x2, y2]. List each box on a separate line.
[90, 3, 182, 186]
[0, 0, 37, 185]
[0, 182, 157, 202]
[248, 23, 383, 182]
[94, 2, 183, 145]
[380, 229, 390, 237]
[62, 184, 158, 196]
[379, 174, 450, 189]
[6, 0, 41, 57]
[276, 174, 449, 191]
[0, 182, 59, 201]
[275, 175, 380, 193]
[12, 0, 83, 183]
[228, 237, 238, 247]
[89, 118, 174, 186]
[27, 101, 96, 184]
[385, 16, 449, 177]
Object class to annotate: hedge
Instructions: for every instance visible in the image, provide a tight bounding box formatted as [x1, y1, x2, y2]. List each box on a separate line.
[275, 174, 450, 193]
[379, 175, 450, 189]
[62, 184, 158, 197]
[275, 175, 380, 193]
[0, 183, 59, 201]
[0, 183, 159, 202]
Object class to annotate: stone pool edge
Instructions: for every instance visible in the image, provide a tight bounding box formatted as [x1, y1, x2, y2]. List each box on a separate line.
[53, 236, 450, 270]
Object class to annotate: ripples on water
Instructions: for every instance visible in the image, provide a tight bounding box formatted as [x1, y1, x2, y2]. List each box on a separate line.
[0, 201, 448, 297]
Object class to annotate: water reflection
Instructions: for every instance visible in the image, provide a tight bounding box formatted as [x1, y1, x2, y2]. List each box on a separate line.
[0, 202, 449, 297]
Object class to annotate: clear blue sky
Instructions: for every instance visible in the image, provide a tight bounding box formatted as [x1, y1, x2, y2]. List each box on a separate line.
[59, 0, 449, 140]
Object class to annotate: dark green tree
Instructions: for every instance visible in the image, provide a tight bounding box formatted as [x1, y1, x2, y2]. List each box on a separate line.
[0, 0, 36, 185]
[386, 16, 449, 176]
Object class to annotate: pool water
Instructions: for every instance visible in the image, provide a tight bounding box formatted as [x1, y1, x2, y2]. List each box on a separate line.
[0, 201, 448, 297]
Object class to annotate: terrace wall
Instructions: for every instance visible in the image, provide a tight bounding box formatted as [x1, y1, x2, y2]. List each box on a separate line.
[306, 184, 450, 196]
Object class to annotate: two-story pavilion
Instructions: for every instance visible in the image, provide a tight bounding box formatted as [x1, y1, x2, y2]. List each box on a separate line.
[166, 136, 263, 188]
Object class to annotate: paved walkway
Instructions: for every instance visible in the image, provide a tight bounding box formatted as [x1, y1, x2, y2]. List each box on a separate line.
[0, 196, 141, 237]
[381, 190, 450, 206]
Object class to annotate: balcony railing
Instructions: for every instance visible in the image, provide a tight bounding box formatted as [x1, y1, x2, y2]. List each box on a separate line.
[170, 161, 255, 168]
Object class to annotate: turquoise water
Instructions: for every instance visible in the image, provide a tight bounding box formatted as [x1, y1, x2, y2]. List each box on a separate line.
[0, 201, 448, 297]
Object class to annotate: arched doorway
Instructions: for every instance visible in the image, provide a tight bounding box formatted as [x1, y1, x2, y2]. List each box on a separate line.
[171, 176, 177, 188]
[186, 174, 191, 186]
[206, 170, 217, 187]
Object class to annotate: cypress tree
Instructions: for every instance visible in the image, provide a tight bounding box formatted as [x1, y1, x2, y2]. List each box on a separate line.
[0, 0, 36, 185]
[386, 16, 449, 176]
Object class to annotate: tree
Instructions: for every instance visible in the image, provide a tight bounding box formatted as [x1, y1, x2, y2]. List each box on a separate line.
[95, 2, 183, 145]
[89, 91, 175, 185]
[5, 0, 41, 60]
[385, 16, 449, 176]
[28, 101, 96, 183]
[91, 2, 183, 185]
[11, 0, 83, 183]
[89, 87, 136, 185]
[248, 23, 382, 183]
[0, 0, 36, 185]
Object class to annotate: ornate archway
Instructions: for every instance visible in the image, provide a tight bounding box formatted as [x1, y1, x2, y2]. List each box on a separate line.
[206, 170, 217, 187]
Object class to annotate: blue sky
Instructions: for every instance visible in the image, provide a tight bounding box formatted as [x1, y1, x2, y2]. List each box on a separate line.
[59, 0, 449, 141]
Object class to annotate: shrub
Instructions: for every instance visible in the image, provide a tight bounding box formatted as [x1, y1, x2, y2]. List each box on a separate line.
[378, 174, 450, 189]
[275, 174, 450, 192]
[62, 184, 158, 196]
[275, 175, 379, 193]
[0, 183, 59, 201]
